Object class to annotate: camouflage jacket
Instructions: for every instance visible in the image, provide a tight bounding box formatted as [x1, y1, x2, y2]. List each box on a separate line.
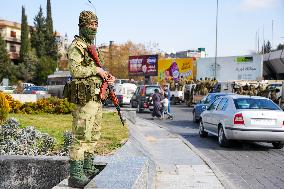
[67, 36, 106, 103]
[68, 35, 103, 83]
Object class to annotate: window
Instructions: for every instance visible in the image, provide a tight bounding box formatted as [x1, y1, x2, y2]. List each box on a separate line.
[145, 86, 160, 95]
[10, 45, 16, 52]
[217, 98, 228, 111]
[134, 87, 140, 95]
[233, 98, 281, 110]
[10, 31, 16, 38]
[208, 98, 221, 111]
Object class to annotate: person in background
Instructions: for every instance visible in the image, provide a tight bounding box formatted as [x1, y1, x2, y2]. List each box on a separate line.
[163, 85, 171, 113]
[152, 88, 162, 119]
[160, 94, 173, 120]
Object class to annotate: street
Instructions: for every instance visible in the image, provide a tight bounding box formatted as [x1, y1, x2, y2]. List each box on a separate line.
[138, 104, 284, 189]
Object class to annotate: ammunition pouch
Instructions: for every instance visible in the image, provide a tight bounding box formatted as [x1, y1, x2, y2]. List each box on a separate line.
[68, 79, 101, 105]
[63, 81, 71, 101]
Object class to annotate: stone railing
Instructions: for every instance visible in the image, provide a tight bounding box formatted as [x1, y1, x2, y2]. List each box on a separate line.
[0, 155, 69, 189]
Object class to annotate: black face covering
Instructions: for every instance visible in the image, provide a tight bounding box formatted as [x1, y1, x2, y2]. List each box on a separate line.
[79, 27, 97, 44]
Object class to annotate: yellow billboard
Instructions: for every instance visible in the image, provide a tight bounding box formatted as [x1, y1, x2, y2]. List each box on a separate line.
[158, 58, 195, 82]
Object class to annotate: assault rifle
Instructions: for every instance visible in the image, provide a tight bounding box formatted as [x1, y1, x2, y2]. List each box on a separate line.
[87, 45, 125, 126]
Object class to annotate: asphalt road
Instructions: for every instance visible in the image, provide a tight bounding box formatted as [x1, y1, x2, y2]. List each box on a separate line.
[138, 104, 284, 189]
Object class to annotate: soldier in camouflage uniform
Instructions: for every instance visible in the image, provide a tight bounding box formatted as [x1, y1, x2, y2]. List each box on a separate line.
[67, 11, 115, 188]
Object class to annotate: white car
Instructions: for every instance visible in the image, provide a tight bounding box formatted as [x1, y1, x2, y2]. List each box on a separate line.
[113, 83, 137, 105]
[0, 86, 14, 94]
[199, 95, 284, 149]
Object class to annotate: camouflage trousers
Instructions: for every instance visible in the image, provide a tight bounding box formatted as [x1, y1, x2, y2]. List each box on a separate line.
[70, 100, 102, 161]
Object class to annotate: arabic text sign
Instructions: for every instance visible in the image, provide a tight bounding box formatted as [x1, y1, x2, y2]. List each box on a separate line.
[128, 55, 158, 76]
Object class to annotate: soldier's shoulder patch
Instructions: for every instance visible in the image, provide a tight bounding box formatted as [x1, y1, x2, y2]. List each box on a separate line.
[68, 36, 88, 56]
[68, 41, 84, 63]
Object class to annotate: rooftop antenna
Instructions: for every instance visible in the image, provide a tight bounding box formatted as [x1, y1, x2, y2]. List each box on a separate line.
[86, 0, 96, 13]
[85, 0, 97, 45]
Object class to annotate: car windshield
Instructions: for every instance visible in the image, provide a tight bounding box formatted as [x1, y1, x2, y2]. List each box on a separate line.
[146, 86, 159, 95]
[31, 86, 47, 91]
[114, 79, 130, 84]
[203, 94, 225, 104]
[5, 86, 13, 90]
[233, 98, 281, 110]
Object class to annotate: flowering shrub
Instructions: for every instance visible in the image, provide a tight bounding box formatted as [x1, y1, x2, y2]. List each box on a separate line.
[60, 131, 73, 156]
[0, 92, 10, 124]
[0, 118, 56, 155]
[4, 94, 75, 114]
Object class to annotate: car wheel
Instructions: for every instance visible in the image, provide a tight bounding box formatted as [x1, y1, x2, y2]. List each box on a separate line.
[193, 111, 199, 123]
[199, 121, 208, 138]
[218, 126, 229, 147]
[272, 142, 284, 149]
[136, 102, 142, 113]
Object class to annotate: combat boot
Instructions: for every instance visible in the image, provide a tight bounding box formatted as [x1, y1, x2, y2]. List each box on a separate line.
[83, 153, 100, 178]
[68, 160, 90, 188]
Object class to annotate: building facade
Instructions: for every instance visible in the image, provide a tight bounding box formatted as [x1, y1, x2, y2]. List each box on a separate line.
[0, 19, 22, 64]
[165, 48, 206, 59]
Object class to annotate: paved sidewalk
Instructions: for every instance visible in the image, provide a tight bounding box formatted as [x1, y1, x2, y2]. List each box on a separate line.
[130, 117, 224, 189]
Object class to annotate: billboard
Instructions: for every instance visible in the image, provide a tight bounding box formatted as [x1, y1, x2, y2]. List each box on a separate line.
[128, 55, 158, 76]
[158, 58, 195, 82]
[196, 55, 263, 81]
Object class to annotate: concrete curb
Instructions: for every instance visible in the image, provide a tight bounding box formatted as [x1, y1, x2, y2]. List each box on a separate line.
[146, 118, 238, 189]
[178, 136, 238, 189]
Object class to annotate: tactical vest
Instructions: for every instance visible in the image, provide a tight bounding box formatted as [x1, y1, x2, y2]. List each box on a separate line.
[64, 36, 103, 105]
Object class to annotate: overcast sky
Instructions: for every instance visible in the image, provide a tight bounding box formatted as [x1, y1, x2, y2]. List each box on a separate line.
[0, 0, 283, 57]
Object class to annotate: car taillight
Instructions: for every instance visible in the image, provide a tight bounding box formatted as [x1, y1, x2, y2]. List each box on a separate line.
[283, 121, 284, 126]
[144, 102, 149, 108]
[234, 113, 245, 125]
[32, 91, 37, 94]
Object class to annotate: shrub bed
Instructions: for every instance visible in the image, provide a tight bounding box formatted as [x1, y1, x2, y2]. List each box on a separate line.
[4, 94, 75, 114]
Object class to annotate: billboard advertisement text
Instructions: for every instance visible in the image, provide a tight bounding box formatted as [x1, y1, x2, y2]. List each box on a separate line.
[128, 55, 158, 76]
[158, 58, 195, 82]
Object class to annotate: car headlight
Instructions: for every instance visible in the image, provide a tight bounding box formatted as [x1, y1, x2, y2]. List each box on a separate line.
[201, 105, 207, 109]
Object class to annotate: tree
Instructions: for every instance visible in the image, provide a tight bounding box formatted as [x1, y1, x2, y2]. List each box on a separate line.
[100, 41, 157, 79]
[0, 35, 12, 82]
[31, 6, 46, 58]
[34, 56, 56, 85]
[265, 40, 272, 53]
[45, 0, 58, 60]
[277, 43, 284, 50]
[19, 6, 31, 62]
[16, 49, 38, 82]
[261, 40, 272, 54]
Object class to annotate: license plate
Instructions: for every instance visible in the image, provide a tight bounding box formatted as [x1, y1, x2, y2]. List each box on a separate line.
[149, 106, 153, 109]
[251, 119, 276, 126]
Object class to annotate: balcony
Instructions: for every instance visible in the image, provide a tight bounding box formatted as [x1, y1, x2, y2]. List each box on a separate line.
[5, 36, 21, 43]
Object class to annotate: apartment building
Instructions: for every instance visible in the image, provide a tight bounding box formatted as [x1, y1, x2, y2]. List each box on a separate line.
[0, 19, 22, 64]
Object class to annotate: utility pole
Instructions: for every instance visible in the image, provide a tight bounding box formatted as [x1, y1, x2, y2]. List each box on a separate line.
[214, 0, 219, 79]
[272, 20, 274, 49]
[262, 25, 265, 54]
[255, 31, 257, 53]
[257, 29, 260, 53]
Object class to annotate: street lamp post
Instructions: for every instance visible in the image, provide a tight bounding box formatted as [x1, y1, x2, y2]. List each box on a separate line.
[214, 0, 219, 79]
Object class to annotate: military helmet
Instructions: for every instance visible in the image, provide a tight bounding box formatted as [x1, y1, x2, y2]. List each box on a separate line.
[79, 11, 98, 27]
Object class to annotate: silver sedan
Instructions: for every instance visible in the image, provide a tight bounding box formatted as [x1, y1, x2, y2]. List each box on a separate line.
[199, 95, 284, 149]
